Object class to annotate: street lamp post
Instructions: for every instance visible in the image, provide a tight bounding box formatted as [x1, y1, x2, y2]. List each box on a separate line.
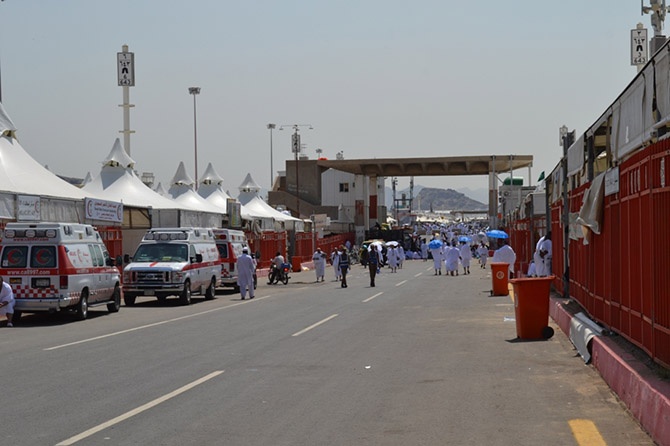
[189, 87, 201, 189]
[560, 124, 575, 301]
[280, 124, 313, 218]
[267, 123, 276, 190]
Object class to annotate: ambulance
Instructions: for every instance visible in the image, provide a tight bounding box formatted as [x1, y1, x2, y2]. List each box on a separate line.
[122, 227, 222, 306]
[212, 228, 256, 291]
[0, 222, 122, 321]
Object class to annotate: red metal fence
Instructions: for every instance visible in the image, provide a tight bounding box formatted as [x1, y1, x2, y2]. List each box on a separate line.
[509, 139, 670, 368]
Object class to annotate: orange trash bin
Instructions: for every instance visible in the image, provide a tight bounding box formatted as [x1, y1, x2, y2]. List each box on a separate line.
[509, 276, 555, 339]
[490, 262, 510, 296]
[291, 256, 302, 273]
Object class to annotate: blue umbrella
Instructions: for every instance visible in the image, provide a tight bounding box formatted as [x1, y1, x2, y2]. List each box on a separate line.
[428, 239, 443, 249]
[486, 230, 509, 239]
[458, 236, 472, 243]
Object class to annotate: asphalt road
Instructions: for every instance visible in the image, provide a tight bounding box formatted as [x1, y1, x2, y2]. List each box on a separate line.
[0, 261, 654, 446]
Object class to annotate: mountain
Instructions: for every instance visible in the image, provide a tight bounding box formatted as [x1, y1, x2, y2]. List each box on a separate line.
[385, 185, 487, 211]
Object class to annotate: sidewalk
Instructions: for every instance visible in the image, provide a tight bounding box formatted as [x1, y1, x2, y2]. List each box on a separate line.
[548, 293, 670, 445]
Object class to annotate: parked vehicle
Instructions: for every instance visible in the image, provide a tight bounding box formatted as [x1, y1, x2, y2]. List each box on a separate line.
[267, 262, 290, 285]
[0, 222, 122, 321]
[122, 227, 221, 306]
[213, 229, 256, 291]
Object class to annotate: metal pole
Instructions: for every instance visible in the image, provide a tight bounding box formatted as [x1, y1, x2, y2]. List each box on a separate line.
[295, 127, 300, 218]
[0, 0, 4, 104]
[193, 93, 198, 188]
[562, 131, 571, 300]
[189, 87, 201, 189]
[268, 123, 276, 189]
[123, 84, 131, 155]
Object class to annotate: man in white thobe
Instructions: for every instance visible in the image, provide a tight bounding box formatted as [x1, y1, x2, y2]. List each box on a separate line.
[492, 241, 517, 277]
[236, 248, 256, 300]
[312, 248, 327, 282]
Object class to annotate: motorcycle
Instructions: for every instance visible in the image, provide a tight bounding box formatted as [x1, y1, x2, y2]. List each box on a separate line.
[267, 262, 290, 285]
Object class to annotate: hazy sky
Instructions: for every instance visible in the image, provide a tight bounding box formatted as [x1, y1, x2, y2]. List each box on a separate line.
[0, 1, 651, 196]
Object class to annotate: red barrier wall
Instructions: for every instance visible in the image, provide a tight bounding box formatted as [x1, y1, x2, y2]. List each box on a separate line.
[514, 139, 670, 368]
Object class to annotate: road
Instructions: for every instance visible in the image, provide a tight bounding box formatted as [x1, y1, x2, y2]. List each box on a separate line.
[0, 260, 653, 445]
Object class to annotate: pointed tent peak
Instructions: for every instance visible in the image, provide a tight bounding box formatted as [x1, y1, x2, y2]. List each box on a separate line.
[200, 163, 224, 185]
[170, 162, 195, 187]
[103, 138, 135, 168]
[154, 182, 170, 197]
[239, 173, 261, 193]
[82, 172, 93, 186]
[0, 102, 17, 138]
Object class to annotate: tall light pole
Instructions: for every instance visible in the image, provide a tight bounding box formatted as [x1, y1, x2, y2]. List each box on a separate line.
[189, 87, 201, 189]
[267, 123, 276, 190]
[0, 0, 4, 104]
[560, 124, 574, 301]
[279, 124, 313, 218]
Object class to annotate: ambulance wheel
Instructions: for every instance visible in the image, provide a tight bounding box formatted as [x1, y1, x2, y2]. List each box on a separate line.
[76, 291, 89, 320]
[205, 278, 216, 300]
[107, 285, 121, 313]
[542, 326, 555, 339]
[124, 294, 136, 306]
[180, 282, 192, 305]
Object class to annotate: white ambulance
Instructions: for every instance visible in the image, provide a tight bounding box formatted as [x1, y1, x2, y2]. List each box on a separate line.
[212, 228, 256, 291]
[0, 222, 122, 321]
[122, 227, 222, 306]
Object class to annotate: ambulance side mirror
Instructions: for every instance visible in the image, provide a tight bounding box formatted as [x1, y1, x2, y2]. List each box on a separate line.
[192, 253, 203, 263]
[116, 255, 123, 266]
[124, 254, 131, 264]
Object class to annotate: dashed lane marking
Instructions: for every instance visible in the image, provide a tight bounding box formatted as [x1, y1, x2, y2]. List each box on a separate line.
[45, 295, 272, 351]
[56, 371, 224, 445]
[292, 314, 339, 337]
[363, 292, 384, 303]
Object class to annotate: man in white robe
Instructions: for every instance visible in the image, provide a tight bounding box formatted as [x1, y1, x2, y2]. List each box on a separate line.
[236, 248, 256, 300]
[492, 241, 517, 277]
[312, 248, 327, 282]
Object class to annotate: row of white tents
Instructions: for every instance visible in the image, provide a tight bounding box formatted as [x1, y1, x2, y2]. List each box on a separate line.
[0, 102, 304, 238]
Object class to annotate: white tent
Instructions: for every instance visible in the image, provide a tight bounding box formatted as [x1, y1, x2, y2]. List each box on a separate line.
[83, 139, 190, 211]
[197, 163, 234, 214]
[83, 138, 211, 229]
[154, 182, 170, 197]
[167, 162, 224, 227]
[0, 103, 98, 221]
[237, 173, 304, 231]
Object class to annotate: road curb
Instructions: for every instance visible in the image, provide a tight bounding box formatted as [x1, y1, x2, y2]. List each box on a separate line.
[550, 295, 670, 446]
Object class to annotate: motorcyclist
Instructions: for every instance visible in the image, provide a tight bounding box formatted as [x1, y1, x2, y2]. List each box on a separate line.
[267, 251, 286, 284]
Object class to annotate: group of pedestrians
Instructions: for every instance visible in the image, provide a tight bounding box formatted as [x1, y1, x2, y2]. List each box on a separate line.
[429, 239, 476, 276]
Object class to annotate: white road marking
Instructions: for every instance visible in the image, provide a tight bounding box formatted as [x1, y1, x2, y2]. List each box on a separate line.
[55, 371, 224, 445]
[363, 292, 384, 303]
[45, 296, 272, 351]
[414, 273, 422, 277]
[292, 314, 338, 337]
[395, 280, 408, 287]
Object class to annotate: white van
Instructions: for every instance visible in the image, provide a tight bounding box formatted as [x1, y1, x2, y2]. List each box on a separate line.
[0, 222, 122, 321]
[122, 227, 221, 306]
[213, 228, 255, 291]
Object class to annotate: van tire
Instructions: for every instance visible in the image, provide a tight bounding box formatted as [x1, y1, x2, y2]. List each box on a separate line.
[76, 290, 89, 320]
[180, 282, 192, 305]
[107, 285, 121, 313]
[124, 294, 136, 306]
[205, 278, 216, 300]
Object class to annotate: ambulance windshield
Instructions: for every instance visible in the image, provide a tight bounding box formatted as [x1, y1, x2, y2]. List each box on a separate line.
[133, 243, 188, 263]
